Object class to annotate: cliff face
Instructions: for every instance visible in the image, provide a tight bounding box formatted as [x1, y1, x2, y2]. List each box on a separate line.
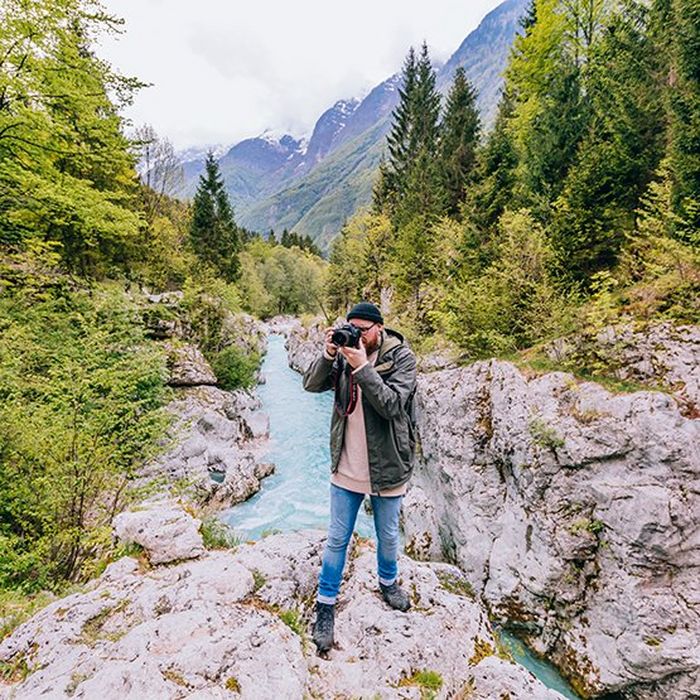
[403, 358, 700, 698]
[283, 319, 700, 698]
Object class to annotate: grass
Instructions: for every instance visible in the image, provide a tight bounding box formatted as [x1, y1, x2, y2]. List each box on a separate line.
[528, 416, 565, 450]
[436, 570, 476, 599]
[568, 518, 605, 536]
[397, 669, 444, 699]
[77, 598, 131, 646]
[199, 516, 240, 550]
[469, 637, 496, 665]
[277, 608, 305, 637]
[0, 588, 56, 641]
[225, 676, 241, 692]
[251, 569, 266, 593]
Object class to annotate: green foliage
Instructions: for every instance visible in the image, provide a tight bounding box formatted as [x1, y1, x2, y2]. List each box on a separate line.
[436, 570, 476, 599]
[430, 210, 572, 358]
[529, 417, 565, 450]
[377, 43, 443, 228]
[0, 0, 146, 277]
[189, 153, 242, 282]
[666, 0, 700, 231]
[0, 282, 172, 591]
[199, 517, 240, 550]
[237, 236, 327, 318]
[0, 587, 58, 640]
[211, 346, 260, 391]
[277, 608, 305, 636]
[275, 228, 322, 256]
[325, 210, 393, 316]
[181, 273, 242, 356]
[225, 677, 241, 692]
[438, 66, 481, 217]
[551, 1, 667, 280]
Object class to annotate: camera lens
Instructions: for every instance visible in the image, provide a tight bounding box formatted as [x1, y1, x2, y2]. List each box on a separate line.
[332, 329, 350, 346]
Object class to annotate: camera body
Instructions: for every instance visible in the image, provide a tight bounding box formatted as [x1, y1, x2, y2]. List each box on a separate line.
[331, 323, 362, 348]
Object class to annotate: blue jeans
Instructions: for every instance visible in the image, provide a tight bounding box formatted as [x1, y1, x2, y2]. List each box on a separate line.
[317, 483, 403, 605]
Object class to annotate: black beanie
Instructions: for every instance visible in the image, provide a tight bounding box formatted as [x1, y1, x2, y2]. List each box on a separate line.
[347, 301, 383, 324]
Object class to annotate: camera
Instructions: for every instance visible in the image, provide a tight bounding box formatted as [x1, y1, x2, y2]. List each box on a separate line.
[331, 323, 362, 348]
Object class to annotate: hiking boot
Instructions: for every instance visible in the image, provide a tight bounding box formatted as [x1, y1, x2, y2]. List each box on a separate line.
[379, 581, 411, 611]
[312, 602, 335, 653]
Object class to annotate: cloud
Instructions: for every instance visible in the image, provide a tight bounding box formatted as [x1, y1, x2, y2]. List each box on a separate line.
[99, 0, 503, 149]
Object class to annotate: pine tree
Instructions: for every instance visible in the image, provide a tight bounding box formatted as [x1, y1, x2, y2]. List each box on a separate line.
[520, 0, 537, 32]
[395, 42, 443, 227]
[374, 48, 418, 213]
[504, 0, 591, 213]
[666, 0, 700, 233]
[439, 67, 481, 216]
[469, 88, 518, 233]
[189, 152, 241, 281]
[552, 0, 667, 279]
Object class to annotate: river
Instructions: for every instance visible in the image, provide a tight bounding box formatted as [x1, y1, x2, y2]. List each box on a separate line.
[222, 333, 580, 700]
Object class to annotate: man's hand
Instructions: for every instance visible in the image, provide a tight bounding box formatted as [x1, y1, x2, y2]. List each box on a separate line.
[340, 338, 368, 370]
[323, 327, 338, 358]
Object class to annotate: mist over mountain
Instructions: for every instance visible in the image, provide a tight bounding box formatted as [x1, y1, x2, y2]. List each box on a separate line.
[179, 0, 528, 250]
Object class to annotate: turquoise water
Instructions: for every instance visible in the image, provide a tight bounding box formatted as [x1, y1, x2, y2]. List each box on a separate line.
[222, 333, 581, 699]
[498, 629, 582, 699]
[221, 334, 374, 539]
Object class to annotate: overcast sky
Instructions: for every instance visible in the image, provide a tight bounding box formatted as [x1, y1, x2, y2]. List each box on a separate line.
[99, 0, 503, 151]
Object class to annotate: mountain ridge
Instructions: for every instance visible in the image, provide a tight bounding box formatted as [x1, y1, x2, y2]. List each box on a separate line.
[179, 0, 529, 250]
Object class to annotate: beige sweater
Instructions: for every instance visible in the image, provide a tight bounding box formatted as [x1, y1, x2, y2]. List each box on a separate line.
[329, 348, 407, 497]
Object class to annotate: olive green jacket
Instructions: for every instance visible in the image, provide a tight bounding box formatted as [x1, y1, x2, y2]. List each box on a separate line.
[302, 328, 417, 493]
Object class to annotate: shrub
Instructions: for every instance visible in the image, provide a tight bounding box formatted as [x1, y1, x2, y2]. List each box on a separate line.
[211, 346, 260, 390]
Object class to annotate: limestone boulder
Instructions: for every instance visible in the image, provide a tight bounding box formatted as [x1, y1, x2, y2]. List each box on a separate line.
[112, 504, 205, 565]
[546, 322, 700, 412]
[285, 317, 330, 373]
[164, 343, 217, 387]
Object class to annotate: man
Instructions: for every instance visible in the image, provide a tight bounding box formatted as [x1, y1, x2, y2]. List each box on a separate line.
[303, 301, 417, 654]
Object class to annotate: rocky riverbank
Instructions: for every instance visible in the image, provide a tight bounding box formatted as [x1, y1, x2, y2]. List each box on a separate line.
[284, 318, 700, 699]
[0, 525, 564, 699]
[134, 293, 273, 511]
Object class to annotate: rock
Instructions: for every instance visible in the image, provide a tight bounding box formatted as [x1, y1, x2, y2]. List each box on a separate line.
[144, 291, 185, 305]
[545, 322, 700, 413]
[285, 317, 331, 373]
[0, 532, 564, 700]
[112, 504, 205, 564]
[416, 349, 462, 373]
[403, 358, 700, 698]
[264, 314, 301, 337]
[164, 343, 218, 386]
[136, 385, 273, 509]
[220, 312, 268, 372]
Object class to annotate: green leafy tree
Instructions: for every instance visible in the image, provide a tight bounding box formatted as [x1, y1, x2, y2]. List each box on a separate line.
[189, 152, 241, 282]
[552, 0, 667, 279]
[0, 284, 171, 590]
[0, 0, 145, 277]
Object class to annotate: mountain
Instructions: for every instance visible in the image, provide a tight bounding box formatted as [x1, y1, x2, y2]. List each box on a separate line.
[180, 0, 528, 250]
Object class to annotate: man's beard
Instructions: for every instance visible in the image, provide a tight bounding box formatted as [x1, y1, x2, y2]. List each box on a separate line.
[364, 332, 381, 353]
